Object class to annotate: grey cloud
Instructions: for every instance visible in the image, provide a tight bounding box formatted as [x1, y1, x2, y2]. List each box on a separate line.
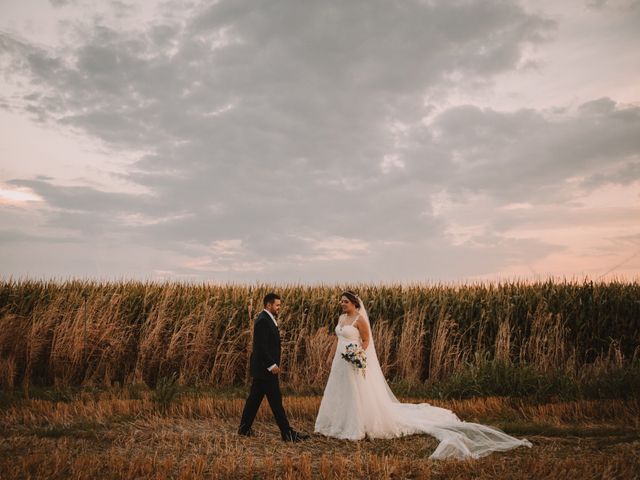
[0, 229, 81, 244]
[578, 97, 617, 115]
[586, 0, 608, 8]
[277, 234, 564, 283]
[586, 0, 640, 10]
[2, 0, 555, 159]
[410, 98, 640, 203]
[49, 0, 76, 7]
[9, 1, 629, 281]
[580, 161, 640, 189]
[7, 178, 157, 214]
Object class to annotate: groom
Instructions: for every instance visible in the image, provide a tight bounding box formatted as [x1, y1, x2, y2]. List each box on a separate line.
[238, 292, 309, 442]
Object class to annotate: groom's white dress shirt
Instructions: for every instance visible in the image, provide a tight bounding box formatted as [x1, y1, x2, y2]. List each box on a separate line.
[263, 309, 278, 372]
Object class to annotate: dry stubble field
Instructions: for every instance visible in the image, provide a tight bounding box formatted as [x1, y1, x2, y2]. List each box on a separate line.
[1, 387, 639, 479]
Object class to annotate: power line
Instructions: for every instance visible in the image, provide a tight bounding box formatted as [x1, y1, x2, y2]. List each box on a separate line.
[596, 246, 640, 280]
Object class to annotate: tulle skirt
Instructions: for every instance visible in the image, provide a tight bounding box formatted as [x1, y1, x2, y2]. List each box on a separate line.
[314, 338, 532, 459]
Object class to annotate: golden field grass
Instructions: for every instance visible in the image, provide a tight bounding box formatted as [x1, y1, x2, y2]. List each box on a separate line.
[1, 279, 639, 396]
[1, 387, 639, 479]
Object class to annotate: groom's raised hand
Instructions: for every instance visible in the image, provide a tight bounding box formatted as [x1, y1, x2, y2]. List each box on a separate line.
[271, 365, 281, 375]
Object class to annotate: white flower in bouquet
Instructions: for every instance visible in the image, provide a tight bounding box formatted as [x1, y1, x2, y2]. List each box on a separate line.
[341, 343, 367, 377]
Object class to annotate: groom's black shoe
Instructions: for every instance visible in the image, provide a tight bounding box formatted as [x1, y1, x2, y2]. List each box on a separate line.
[282, 429, 310, 442]
[238, 427, 255, 437]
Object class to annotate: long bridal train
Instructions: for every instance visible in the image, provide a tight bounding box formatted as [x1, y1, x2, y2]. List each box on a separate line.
[314, 297, 532, 460]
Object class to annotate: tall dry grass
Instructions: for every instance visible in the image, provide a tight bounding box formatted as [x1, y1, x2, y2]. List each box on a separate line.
[0, 278, 638, 394]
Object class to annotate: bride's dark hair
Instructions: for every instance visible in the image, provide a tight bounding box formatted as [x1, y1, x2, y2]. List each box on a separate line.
[341, 290, 360, 309]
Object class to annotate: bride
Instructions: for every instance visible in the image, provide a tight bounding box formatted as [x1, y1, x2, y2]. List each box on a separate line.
[314, 291, 533, 460]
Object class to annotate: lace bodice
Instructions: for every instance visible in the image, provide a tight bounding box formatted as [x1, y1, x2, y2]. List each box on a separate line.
[335, 315, 361, 342]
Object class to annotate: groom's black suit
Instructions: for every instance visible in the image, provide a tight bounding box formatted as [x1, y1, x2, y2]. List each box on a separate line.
[239, 309, 292, 437]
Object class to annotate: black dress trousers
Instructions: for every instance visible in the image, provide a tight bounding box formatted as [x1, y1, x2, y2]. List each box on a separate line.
[239, 374, 291, 436]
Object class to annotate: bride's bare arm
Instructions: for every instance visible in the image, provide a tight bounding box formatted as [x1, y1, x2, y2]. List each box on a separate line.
[325, 313, 346, 367]
[354, 317, 370, 350]
[327, 339, 337, 367]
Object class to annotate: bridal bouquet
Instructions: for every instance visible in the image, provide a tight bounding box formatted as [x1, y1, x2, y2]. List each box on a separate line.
[341, 343, 367, 378]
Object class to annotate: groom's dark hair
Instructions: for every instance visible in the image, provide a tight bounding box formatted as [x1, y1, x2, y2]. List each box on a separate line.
[263, 292, 281, 307]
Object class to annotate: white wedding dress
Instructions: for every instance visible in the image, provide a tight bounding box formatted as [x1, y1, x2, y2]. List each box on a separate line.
[314, 300, 533, 460]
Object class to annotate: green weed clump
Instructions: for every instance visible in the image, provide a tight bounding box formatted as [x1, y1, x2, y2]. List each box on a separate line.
[152, 372, 181, 414]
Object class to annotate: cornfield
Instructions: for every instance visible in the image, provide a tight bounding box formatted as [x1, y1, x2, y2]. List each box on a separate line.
[0, 278, 639, 394]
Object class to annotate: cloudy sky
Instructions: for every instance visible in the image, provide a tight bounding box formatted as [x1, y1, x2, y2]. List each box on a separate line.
[1, 0, 639, 283]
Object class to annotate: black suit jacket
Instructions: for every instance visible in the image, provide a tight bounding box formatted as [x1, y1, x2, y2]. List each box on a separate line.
[250, 310, 281, 379]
